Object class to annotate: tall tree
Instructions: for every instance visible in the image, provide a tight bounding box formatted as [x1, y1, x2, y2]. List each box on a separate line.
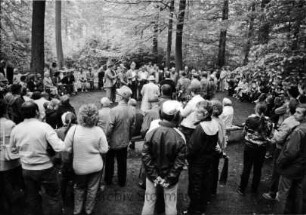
[217, 0, 229, 68]
[31, 0, 46, 75]
[243, 1, 256, 65]
[258, 0, 270, 44]
[55, 0, 64, 69]
[175, 0, 186, 72]
[152, 7, 159, 62]
[166, 0, 175, 68]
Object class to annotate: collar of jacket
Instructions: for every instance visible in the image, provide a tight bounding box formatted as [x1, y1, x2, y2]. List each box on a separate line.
[159, 120, 177, 128]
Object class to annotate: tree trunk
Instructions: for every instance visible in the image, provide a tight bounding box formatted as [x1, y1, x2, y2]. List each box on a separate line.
[152, 11, 159, 62]
[217, 0, 229, 68]
[31, 0, 46, 76]
[166, 0, 175, 68]
[243, 2, 256, 65]
[175, 0, 186, 72]
[258, 0, 270, 44]
[292, 0, 304, 50]
[56, 0, 64, 69]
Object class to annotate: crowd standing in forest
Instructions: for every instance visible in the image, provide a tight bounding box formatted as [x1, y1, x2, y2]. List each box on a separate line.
[0, 58, 306, 215]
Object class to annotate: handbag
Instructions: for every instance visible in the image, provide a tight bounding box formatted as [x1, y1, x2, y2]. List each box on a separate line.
[1, 120, 19, 161]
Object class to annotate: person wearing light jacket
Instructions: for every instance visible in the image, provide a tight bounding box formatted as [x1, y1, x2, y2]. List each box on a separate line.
[262, 99, 299, 201]
[65, 104, 109, 215]
[9, 101, 66, 215]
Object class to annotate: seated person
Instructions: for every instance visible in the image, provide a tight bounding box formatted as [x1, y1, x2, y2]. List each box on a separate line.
[43, 71, 58, 95]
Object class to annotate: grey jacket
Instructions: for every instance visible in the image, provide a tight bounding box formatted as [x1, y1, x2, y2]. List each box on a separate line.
[107, 102, 136, 149]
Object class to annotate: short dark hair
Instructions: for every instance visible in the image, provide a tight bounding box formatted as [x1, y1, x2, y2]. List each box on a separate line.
[161, 84, 172, 97]
[0, 99, 7, 117]
[21, 101, 39, 119]
[288, 98, 299, 115]
[11, 84, 22, 95]
[255, 102, 267, 116]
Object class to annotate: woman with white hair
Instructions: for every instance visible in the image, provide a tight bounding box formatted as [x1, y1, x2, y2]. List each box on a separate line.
[65, 104, 109, 215]
[220, 98, 234, 129]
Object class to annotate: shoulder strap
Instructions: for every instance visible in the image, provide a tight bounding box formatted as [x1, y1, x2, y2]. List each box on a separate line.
[71, 125, 77, 154]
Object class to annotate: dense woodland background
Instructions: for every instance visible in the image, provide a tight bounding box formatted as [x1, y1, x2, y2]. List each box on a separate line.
[1, 0, 306, 78]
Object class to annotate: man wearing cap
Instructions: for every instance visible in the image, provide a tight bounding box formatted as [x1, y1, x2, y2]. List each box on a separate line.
[105, 86, 136, 187]
[141, 100, 186, 215]
[98, 97, 112, 133]
[140, 75, 160, 113]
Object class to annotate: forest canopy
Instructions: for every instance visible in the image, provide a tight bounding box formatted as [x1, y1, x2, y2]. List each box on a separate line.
[0, 0, 305, 78]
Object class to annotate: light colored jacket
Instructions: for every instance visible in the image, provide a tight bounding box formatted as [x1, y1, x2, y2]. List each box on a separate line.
[0, 117, 20, 171]
[9, 118, 65, 170]
[107, 102, 136, 149]
[141, 82, 160, 113]
[271, 115, 300, 149]
[65, 125, 109, 175]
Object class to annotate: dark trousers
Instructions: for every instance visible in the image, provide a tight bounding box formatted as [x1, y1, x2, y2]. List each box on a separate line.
[104, 147, 128, 186]
[23, 167, 62, 215]
[302, 176, 306, 213]
[210, 153, 220, 196]
[188, 161, 212, 214]
[268, 148, 281, 197]
[239, 144, 266, 192]
[0, 166, 24, 215]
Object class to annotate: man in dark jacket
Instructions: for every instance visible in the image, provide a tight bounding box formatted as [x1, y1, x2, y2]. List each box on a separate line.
[184, 101, 220, 215]
[56, 95, 76, 128]
[141, 100, 186, 215]
[276, 104, 306, 214]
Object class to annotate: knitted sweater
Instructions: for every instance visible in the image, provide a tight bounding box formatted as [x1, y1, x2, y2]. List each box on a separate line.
[65, 125, 109, 175]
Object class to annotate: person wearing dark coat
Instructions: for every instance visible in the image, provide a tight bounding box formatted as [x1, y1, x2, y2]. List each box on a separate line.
[57, 95, 76, 128]
[184, 101, 219, 215]
[45, 99, 61, 129]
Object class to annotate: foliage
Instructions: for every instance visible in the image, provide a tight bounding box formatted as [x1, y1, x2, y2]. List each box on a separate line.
[0, 0, 31, 71]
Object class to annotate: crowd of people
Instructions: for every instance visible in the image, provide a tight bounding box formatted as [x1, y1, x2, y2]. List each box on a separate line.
[0, 58, 306, 215]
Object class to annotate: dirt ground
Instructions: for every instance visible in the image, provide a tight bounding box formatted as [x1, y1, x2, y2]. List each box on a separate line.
[68, 90, 276, 215]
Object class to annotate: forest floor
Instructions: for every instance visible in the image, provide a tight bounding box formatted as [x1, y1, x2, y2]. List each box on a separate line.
[66, 90, 276, 215]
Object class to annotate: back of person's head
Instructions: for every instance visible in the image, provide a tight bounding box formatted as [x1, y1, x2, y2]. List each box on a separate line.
[202, 72, 208, 78]
[299, 95, 306, 104]
[211, 99, 223, 117]
[60, 95, 70, 104]
[189, 81, 202, 95]
[128, 98, 137, 107]
[11, 84, 22, 95]
[181, 72, 187, 77]
[196, 100, 213, 121]
[0, 99, 7, 117]
[222, 98, 232, 106]
[61, 111, 77, 126]
[161, 84, 172, 97]
[78, 104, 99, 128]
[41, 91, 49, 100]
[100, 97, 112, 107]
[160, 100, 182, 124]
[21, 101, 39, 119]
[165, 71, 171, 78]
[288, 98, 299, 115]
[31, 91, 41, 100]
[287, 86, 299, 99]
[255, 102, 267, 116]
